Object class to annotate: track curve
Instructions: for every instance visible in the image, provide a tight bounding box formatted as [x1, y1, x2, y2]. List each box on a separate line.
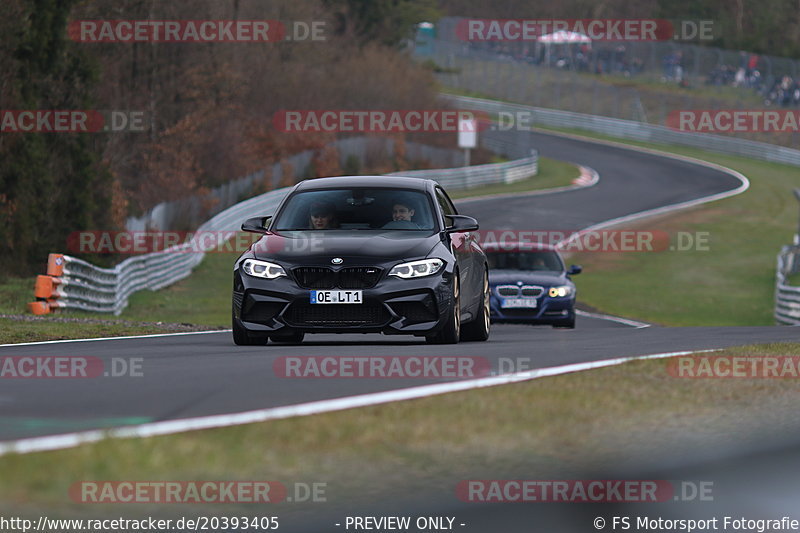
[0, 130, 786, 445]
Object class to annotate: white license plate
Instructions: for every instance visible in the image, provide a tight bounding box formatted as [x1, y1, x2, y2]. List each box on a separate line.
[501, 298, 537, 308]
[310, 290, 363, 304]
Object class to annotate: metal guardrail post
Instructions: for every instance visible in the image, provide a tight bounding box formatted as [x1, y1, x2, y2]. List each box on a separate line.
[775, 243, 800, 325]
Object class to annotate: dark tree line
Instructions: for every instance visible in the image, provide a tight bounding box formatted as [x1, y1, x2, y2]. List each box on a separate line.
[0, 0, 440, 277]
[6, 0, 793, 278]
[0, 0, 113, 276]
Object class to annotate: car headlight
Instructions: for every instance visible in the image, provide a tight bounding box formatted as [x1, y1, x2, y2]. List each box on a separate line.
[548, 285, 573, 297]
[241, 258, 286, 279]
[388, 258, 444, 279]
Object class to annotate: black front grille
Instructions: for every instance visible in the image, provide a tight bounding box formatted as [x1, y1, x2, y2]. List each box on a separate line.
[389, 300, 438, 324]
[285, 302, 388, 326]
[521, 286, 544, 297]
[497, 286, 519, 297]
[293, 267, 381, 289]
[337, 267, 382, 289]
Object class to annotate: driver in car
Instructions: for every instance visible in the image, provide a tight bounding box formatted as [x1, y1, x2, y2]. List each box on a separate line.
[308, 201, 339, 229]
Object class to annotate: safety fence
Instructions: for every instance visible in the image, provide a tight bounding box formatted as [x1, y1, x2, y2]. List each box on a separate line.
[426, 17, 800, 84]
[775, 242, 800, 325]
[443, 94, 800, 167]
[422, 31, 800, 150]
[388, 149, 537, 188]
[28, 151, 538, 315]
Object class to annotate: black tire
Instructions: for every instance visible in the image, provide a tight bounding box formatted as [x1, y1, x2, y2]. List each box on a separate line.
[426, 275, 461, 344]
[232, 308, 268, 346]
[460, 268, 490, 342]
[270, 331, 305, 344]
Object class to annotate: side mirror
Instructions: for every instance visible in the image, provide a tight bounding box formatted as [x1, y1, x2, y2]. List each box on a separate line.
[241, 216, 271, 234]
[568, 265, 582, 275]
[445, 214, 479, 233]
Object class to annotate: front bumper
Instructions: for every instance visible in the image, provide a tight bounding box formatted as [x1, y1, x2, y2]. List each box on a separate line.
[233, 268, 454, 336]
[489, 295, 575, 324]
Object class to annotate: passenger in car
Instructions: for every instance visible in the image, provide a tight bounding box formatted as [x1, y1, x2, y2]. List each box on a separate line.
[383, 199, 421, 229]
[392, 200, 416, 222]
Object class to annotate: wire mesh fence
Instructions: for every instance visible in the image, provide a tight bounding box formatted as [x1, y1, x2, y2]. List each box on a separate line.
[420, 17, 800, 149]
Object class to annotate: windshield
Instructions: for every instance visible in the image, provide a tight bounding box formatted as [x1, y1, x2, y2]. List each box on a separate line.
[486, 250, 564, 272]
[273, 188, 436, 231]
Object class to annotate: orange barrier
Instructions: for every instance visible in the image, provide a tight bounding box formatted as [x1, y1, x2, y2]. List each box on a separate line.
[28, 254, 66, 315]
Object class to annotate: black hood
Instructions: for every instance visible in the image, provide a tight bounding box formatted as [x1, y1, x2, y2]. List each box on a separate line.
[252, 230, 441, 266]
[489, 269, 568, 286]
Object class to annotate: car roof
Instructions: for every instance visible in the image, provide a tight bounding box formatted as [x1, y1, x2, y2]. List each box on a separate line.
[294, 175, 436, 192]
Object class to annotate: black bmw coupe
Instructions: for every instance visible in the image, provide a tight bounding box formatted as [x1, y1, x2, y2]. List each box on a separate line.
[232, 176, 490, 345]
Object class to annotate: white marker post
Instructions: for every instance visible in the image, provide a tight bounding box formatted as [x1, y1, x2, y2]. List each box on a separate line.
[458, 117, 477, 166]
[794, 188, 800, 245]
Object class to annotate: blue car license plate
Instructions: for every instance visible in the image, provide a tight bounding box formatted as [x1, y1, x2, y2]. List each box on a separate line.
[501, 298, 537, 308]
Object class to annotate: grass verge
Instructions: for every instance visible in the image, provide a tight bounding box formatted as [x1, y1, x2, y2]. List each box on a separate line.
[531, 124, 798, 326]
[2, 341, 799, 517]
[447, 88, 800, 325]
[0, 318, 216, 345]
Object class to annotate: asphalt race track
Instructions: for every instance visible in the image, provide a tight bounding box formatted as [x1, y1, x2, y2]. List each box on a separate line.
[0, 131, 788, 444]
[459, 130, 743, 230]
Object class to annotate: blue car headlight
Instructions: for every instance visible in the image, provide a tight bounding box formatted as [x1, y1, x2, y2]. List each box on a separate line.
[548, 285, 573, 297]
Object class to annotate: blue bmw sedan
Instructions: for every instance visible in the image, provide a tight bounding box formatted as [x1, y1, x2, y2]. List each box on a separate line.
[485, 243, 581, 328]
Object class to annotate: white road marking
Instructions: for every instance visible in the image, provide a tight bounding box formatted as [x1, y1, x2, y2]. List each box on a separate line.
[0, 120, 753, 455]
[0, 348, 715, 456]
[575, 309, 651, 328]
[0, 329, 229, 348]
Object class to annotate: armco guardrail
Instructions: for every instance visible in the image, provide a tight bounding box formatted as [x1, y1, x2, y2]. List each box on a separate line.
[775, 242, 800, 325]
[388, 149, 537, 188]
[28, 188, 288, 315]
[442, 94, 800, 168]
[28, 154, 538, 315]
